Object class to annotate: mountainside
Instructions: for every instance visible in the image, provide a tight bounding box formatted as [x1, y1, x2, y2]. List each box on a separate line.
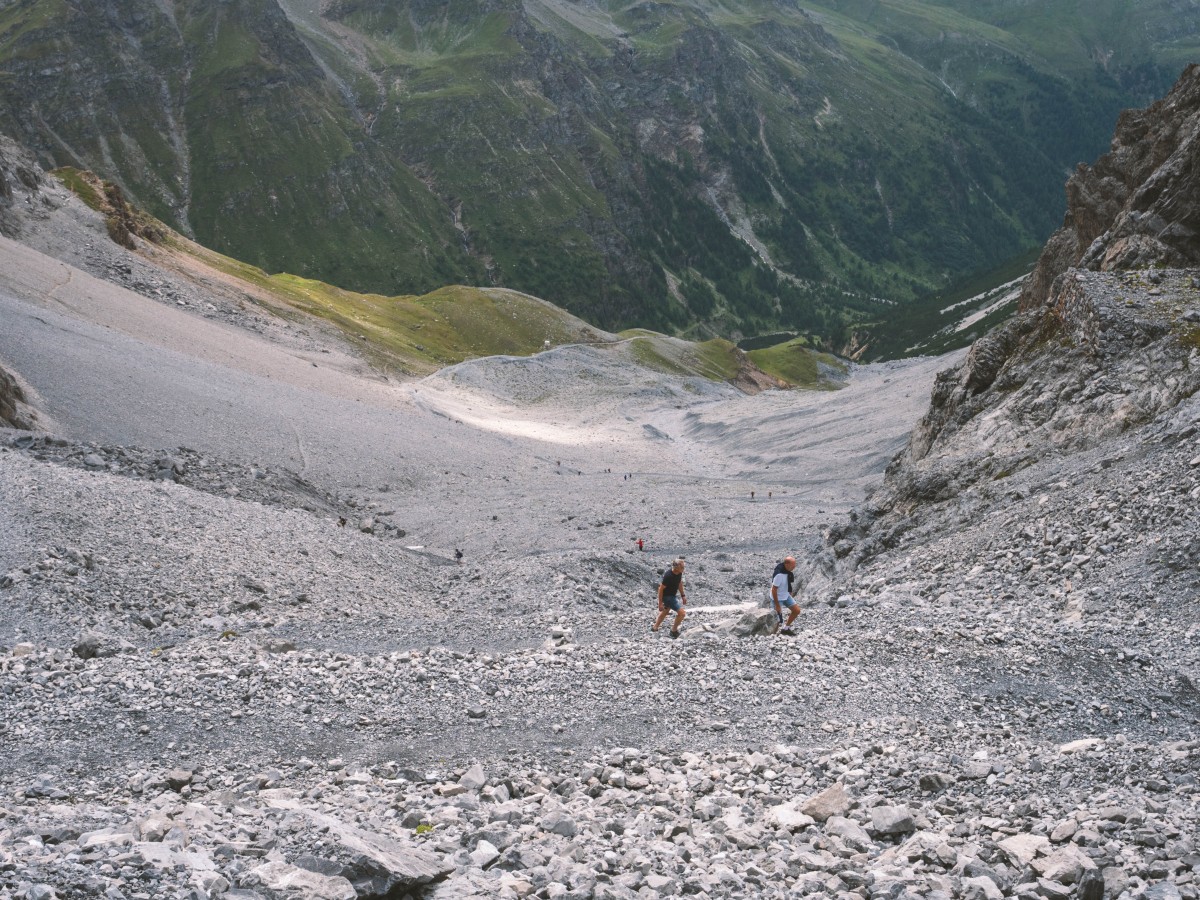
[830, 63, 1200, 571]
[2, 0, 1195, 342]
[0, 131, 844, 391]
[2, 57, 1200, 900]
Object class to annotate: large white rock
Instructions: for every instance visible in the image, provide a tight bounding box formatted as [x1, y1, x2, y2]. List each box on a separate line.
[870, 804, 915, 836]
[259, 801, 451, 894]
[1034, 845, 1097, 884]
[766, 802, 816, 832]
[243, 861, 356, 900]
[998, 832, 1052, 867]
[962, 875, 1004, 900]
[1058, 738, 1104, 754]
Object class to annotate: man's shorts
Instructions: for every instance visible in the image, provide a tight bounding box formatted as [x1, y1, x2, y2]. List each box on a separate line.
[779, 595, 799, 609]
[662, 595, 682, 612]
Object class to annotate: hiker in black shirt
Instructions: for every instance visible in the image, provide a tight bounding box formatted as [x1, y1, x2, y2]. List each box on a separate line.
[652, 558, 687, 638]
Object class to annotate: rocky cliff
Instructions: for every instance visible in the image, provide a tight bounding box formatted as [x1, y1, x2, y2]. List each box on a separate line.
[0, 138, 40, 430]
[0, 365, 34, 431]
[831, 65, 1200, 568]
[1023, 63, 1200, 308]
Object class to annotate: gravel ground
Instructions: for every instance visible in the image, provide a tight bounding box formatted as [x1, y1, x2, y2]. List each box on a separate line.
[0, 167, 1197, 900]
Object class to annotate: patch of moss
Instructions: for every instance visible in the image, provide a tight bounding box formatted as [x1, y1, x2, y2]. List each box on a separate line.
[628, 337, 693, 377]
[51, 167, 104, 211]
[748, 338, 847, 388]
[1180, 325, 1200, 351]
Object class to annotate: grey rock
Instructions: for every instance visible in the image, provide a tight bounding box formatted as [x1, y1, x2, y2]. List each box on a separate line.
[870, 804, 915, 836]
[71, 631, 134, 659]
[468, 839, 500, 869]
[919, 772, 954, 792]
[1142, 883, 1182, 900]
[541, 810, 578, 837]
[716, 609, 779, 637]
[825, 815, 873, 851]
[458, 764, 486, 792]
[272, 808, 451, 895]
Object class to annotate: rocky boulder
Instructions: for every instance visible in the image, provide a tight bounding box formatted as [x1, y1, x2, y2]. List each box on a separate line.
[261, 804, 450, 895]
[0, 364, 35, 430]
[712, 609, 779, 637]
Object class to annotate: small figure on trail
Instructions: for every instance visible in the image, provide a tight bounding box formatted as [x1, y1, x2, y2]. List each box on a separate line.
[454, 548, 464, 564]
[652, 558, 687, 638]
[768, 491, 772, 499]
[637, 538, 644, 551]
[751, 490, 755, 500]
[338, 517, 347, 527]
[771, 556, 800, 635]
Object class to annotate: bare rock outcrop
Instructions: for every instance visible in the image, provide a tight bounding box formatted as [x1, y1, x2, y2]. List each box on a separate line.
[1022, 63, 1200, 308]
[0, 134, 45, 238]
[0, 364, 36, 430]
[831, 66, 1200, 568]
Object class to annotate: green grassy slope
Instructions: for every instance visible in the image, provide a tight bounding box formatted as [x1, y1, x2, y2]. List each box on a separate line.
[55, 165, 833, 388]
[4, 0, 1196, 353]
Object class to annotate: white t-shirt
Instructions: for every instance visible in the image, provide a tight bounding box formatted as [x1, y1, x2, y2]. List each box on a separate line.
[771, 571, 792, 603]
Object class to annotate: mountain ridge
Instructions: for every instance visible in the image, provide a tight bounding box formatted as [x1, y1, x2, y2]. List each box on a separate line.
[3, 0, 1195, 341]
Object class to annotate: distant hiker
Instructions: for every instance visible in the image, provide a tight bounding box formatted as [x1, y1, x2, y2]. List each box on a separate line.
[338, 517, 347, 528]
[637, 538, 644, 551]
[454, 548, 464, 564]
[652, 558, 687, 638]
[751, 490, 755, 500]
[771, 556, 800, 634]
[768, 491, 772, 499]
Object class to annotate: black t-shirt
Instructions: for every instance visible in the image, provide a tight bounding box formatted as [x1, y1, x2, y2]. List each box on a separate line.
[773, 561, 794, 593]
[661, 569, 683, 597]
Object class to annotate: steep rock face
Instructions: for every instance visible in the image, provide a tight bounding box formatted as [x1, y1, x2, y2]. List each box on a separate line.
[0, 136, 45, 238]
[832, 66, 1200, 567]
[0, 365, 35, 431]
[1022, 63, 1200, 308]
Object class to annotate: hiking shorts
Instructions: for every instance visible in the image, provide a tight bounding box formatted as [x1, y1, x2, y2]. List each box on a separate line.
[778, 595, 799, 609]
[662, 595, 682, 612]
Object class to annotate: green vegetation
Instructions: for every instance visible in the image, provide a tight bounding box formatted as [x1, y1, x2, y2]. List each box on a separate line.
[4, 0, 1196, 356]
[748, 339, 848, 389]
[49, 167, 104, 211]
[55, 163, 846, 389]
[869, 249, 1040, 359]
[171, 235, 602, 375]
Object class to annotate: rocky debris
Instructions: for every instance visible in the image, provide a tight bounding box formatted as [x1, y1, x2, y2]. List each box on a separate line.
[1, 733, 1195, 899]
[1, 77, 1198, 898]
[2, 433, 408, 535]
